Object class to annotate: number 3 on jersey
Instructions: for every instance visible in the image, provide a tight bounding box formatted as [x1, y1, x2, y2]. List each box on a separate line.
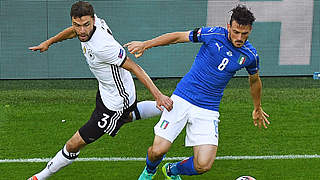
[218, 58, 229, 71]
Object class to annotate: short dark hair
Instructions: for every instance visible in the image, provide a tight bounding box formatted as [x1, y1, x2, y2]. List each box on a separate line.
[229, 5, 255, 26]
[70, 1, 94, 18]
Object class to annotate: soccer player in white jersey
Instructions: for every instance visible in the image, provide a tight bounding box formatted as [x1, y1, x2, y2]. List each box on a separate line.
[125, 5, 270, 180]
[27, 1, 173, 180]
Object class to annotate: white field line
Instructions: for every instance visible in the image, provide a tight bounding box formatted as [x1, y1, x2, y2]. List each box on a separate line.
[0, 154, 319, 163]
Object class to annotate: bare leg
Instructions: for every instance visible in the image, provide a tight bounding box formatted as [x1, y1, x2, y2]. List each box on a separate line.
[148, 135, 172, 161]
[193, 145, 217, 173]
[139, 135, 172, 175]
[65, 131, 87, 152]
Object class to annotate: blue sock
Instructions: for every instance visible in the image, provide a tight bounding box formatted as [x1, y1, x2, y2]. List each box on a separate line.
[170, 156, 200, 176]
[146, 153, 165, 174]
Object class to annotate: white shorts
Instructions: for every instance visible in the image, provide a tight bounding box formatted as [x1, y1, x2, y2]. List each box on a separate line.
[154, 94, 220, 147]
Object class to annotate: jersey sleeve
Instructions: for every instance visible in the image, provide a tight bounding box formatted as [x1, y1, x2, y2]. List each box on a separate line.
[95, 45, 127, 67]
[188, 27, 219, 44]
[245, 53, 260, 75]
[94, 14, 113, 35]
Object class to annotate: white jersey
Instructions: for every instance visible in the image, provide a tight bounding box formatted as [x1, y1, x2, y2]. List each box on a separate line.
[80, 15, 136, 111]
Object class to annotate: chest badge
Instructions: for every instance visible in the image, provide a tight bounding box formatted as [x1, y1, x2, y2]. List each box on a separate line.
[83, 46, 86, 54]
[226, 51, 233, 57]
[87, 49, 95, 61]
[238, 54, 246, 65]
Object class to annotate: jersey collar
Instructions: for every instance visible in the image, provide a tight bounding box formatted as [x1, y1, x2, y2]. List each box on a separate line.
[86, 26, 96, 42]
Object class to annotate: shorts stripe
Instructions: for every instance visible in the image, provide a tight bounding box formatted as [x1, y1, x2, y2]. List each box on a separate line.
[110, 111, 123, 134]
[104, 111, 122, 135]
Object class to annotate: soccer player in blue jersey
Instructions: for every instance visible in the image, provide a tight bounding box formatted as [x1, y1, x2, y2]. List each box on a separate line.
[125, 5, 270, 180]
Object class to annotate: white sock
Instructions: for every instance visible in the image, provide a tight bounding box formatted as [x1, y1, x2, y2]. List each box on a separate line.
[132, 101, 162, 121]
[34, 145, 79, 180]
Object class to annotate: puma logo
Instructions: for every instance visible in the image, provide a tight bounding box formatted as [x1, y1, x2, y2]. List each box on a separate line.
[215, 43, 223, 52]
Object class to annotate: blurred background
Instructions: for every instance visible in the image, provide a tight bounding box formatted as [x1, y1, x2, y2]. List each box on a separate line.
[0, 0, 319, 79]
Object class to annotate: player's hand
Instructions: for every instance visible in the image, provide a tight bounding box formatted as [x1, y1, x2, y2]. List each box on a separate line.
[29, 41, 50, 53]
[252, 107, 270, 129]
[155, 94, 173, 112]
[123, 41, 146, 58]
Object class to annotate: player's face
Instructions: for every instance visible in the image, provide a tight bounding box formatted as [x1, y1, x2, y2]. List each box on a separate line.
[72, 15, 95, 42]
[227, 20, 252, 48]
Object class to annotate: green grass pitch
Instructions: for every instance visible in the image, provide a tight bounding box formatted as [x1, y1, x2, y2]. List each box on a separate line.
[0, 77, 319, 179]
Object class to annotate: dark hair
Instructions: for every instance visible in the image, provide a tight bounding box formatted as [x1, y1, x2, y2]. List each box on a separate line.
[70, 1, 94, 18]
[229, 5, 255, 26]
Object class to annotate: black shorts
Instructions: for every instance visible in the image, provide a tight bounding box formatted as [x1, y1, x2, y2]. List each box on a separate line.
[79, 90, 138, 144]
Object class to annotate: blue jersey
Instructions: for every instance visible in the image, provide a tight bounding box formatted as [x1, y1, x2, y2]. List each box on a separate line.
[173, 27, 259, 111]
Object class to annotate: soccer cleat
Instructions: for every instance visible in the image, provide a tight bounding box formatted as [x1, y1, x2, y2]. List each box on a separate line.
[162, 163, 182, 180]
[138, 166, 157, 180]
[27, 176, 38, 180]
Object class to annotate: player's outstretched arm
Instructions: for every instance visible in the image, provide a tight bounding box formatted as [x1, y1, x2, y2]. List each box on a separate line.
[29, 26, 76, 53]
[121, 56, 173, 112]
[249, 72, 270, 129]
[124, 31, 190, 58]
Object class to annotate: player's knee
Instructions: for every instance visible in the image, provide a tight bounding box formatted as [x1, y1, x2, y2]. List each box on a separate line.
[65, 131, 87, 153]
[66, 141, 79, 153]
[148, 146, 166, 159]
[194, 160, 214, 174]
[66, 138, 84, 153]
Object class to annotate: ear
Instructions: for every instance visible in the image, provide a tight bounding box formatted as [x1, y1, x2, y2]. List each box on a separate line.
[71, 17, 75, 25]
[227, 24, 231, 32]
